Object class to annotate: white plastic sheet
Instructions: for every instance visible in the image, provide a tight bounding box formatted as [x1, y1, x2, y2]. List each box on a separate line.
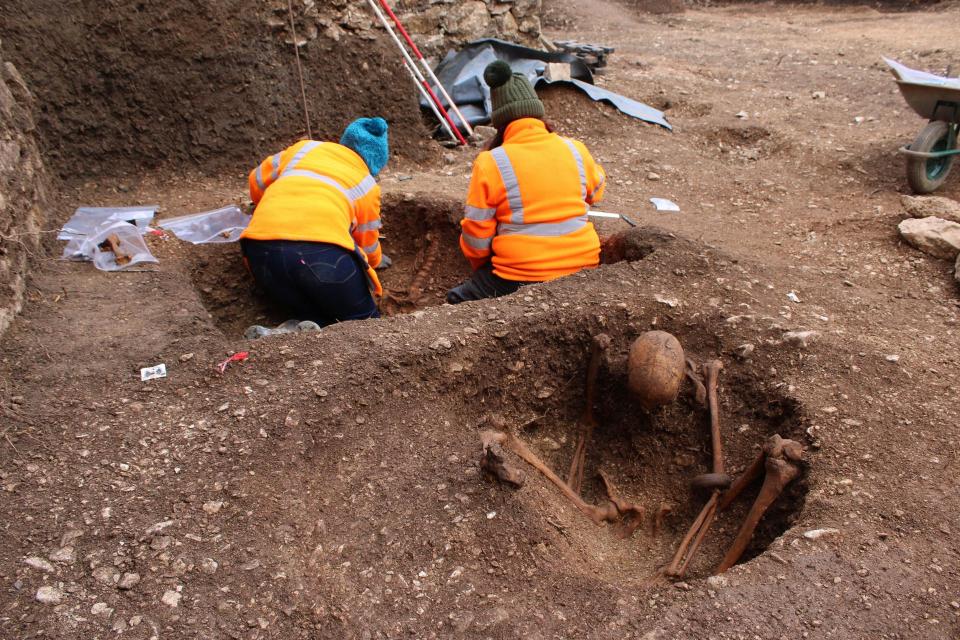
[649, 198, 680, 212]
[58, 205, 158, 241]
[158, 205, 251, 244]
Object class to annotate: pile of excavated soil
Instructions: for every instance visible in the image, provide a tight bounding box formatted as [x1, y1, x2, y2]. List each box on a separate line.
[0, 1, 435, 177]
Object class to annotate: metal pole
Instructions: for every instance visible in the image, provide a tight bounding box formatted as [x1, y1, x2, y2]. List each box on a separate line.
[402, 59, 448, 136]
[375, 0, 475, 137]
[365, 0, 466, 145]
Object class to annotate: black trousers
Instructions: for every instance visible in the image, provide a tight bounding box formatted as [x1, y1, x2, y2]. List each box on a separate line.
[446, 264, 534, 304]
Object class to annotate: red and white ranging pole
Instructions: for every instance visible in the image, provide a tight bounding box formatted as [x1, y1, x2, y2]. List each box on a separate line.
[364, 0, 468, 145]
[374, 0, 474, 138]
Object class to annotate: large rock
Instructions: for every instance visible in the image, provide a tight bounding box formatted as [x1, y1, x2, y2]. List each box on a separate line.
[898, 216, 960, 260]
[901, 195, 960, 224]
[442, 1, 493, 38]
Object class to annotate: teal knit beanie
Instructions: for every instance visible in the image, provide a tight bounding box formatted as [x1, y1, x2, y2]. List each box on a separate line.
[484, 60, 545, 130]
[340, 117, 389, 176]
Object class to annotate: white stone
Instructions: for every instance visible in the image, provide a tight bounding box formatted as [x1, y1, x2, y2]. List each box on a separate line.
[48, 546, 75, 563]
[118, 572, 140, 590]
[91, 602, 113, 617]
[92, 566, 119, 586]
[901, 195, 960, 224]
[202, 501, 223, 515]
[200, 558, 219, 574]
[803, 528, 840, 540]
[161, 590, 182, 607]
[25, 556, 55, 572]
[35, 586, 63, 604]
[144, 520, 175, 536]
[782, 330, 821, 348]
[430, 337, 452, 350]
[706, 574, 729, 588]
[898, 217, 960, 260]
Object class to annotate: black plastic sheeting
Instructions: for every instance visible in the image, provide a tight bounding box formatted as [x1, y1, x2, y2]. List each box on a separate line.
[421, 39, 671, 132]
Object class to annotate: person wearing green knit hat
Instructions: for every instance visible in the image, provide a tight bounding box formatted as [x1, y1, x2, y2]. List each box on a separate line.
[447, 60, 608, 304]
[486, 60, 546, 130]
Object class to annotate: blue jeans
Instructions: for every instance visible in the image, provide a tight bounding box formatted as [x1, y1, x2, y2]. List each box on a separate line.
[241, 239, 380, 326]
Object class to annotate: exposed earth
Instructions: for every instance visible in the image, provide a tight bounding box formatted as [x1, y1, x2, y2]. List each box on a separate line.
[2, 1, 960, 639]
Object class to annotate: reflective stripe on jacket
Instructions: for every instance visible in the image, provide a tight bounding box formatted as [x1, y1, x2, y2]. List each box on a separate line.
[459, 118, 606, 282]
[241, 140, 383, 295]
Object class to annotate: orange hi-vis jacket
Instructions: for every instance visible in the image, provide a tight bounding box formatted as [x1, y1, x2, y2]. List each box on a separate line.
[241, 140, 384, 295]
[459, 118, 606, 282]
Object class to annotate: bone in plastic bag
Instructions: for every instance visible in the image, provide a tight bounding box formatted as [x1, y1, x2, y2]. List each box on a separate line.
[80, 221, 158, 271]
[158, 205, 251, 244]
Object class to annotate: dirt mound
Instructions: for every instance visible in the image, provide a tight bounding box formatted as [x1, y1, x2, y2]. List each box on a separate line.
[0, 1, 435, 178]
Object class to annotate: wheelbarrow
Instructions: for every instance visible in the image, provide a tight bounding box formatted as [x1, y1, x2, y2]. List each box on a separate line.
[884, 57, 960, 194]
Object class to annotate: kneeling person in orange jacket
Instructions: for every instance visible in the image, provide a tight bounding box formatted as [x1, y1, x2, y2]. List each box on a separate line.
[240, 118, 391, 333]
[447, 60, 606, 304]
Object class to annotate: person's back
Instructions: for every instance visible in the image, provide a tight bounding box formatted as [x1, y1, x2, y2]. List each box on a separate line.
[469, 117, 602, 282]
[448, 60, 606, 304]
[239, 117, 391, 334]
[242, 141, 380, 261]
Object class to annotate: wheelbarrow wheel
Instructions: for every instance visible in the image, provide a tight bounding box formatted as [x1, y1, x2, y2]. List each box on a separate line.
[906, 121, 954, 194]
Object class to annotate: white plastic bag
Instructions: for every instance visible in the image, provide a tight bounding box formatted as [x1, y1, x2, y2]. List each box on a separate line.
[158, 205, 251, 244]
[79, 221, 158, 271]
[58, 205, 158, 241]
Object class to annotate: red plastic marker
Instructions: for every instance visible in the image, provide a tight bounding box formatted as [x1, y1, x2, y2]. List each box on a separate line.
[217, 351, 249, 374]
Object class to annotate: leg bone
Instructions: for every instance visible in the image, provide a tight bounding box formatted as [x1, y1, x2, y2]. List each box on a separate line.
[567, 333, 611, 495]
[715, 445, 802, 574]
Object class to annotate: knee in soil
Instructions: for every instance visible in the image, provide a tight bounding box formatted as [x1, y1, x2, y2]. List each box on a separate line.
[176, 193, 472, 336]
[477, 320, 810, 579]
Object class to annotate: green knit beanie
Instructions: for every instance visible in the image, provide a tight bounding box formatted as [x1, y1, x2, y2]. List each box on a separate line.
[484, 60, 545, 130]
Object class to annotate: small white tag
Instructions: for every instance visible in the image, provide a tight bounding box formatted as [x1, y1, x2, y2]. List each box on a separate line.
[649, 198, 680, 212]
[140, 364, 167, 381]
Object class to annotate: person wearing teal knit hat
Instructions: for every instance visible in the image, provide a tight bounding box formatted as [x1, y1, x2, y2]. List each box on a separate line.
[340, 117, 390, 176]
[238, 117, 393, 337]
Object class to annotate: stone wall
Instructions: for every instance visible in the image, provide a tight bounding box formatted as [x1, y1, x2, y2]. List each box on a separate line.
[0, 44, 46, 337]
[272, 0, 543, 55]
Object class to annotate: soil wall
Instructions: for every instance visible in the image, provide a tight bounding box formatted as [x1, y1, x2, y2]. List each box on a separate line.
[0, 45, 47, 338]
[0, 1, 440, 178]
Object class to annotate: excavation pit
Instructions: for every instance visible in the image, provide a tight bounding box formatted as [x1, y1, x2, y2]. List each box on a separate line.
[179, 194, 471, 337]
[480, 325, 810, 581]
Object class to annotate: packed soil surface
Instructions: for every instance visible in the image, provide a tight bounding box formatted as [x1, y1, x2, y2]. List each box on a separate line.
[2, 1, 960, 639]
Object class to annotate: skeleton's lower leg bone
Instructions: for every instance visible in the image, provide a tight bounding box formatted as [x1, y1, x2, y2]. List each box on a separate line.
[567, 333, 611, 495]
[715, 450, 801, 574]
[717, 451, 765, 511]
[486, 429, 644, 533]
[678, 494, 718, 575]
[484, 430, 608, 525]
[666, 492, 717, 576]
[668, 359, 727, 577]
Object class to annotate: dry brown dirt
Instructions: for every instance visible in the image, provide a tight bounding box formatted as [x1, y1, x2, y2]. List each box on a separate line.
[2, 1, 960, 639]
